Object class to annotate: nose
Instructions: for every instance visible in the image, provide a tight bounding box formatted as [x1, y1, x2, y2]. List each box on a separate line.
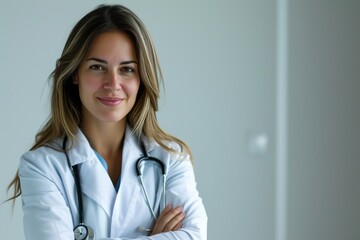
[104, 70, 121, 92]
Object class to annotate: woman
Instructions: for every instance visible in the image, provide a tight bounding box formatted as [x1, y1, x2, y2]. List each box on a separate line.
[7, 4, 207, 240]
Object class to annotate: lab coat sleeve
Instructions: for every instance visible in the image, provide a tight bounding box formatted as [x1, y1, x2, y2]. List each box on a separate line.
[19, 151, 74, 240]
[99, 154, 208, 240]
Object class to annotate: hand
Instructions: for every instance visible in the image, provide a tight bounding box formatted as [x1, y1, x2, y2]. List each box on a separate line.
[150, 204, 185, 235]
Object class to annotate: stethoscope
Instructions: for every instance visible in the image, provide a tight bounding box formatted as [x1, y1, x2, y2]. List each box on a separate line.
[62, 136, 167, 240]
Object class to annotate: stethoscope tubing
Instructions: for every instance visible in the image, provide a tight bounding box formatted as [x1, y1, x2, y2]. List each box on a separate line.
[62, 135, 167, 238]
[63, 136, 94, 240]
[136, 155, 167, 220]
[63, 136, 85, 225]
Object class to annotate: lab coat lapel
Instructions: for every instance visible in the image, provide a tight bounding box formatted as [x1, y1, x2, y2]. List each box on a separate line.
[67, 129, 116, 218]
[65, 127, 157, 222]
[79, 159, 116, 217]
[114, 127, 146, 228]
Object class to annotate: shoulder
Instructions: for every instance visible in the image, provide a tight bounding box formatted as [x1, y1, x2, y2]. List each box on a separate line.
[146, 138, 193, 176]
[18, 140, 75, 201]
[147, 137, 190, 161]
[19, 140, 68, 179]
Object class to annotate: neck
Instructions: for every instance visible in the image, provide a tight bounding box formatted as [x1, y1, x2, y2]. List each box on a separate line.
[80, 118, 127, 158]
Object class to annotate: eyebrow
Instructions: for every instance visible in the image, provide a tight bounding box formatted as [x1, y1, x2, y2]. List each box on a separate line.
[86, 57, 137, 65]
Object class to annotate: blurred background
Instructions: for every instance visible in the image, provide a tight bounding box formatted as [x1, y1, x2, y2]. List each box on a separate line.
[1, 0, 359, 239]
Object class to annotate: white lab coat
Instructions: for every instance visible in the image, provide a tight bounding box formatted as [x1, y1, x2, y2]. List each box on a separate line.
[19, 126, 207, 239]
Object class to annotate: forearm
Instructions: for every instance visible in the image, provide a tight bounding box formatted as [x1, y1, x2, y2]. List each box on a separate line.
[98, 228, 206, 240]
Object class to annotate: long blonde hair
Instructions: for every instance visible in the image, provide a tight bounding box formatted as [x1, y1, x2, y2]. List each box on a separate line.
[7, 4, 192, 202]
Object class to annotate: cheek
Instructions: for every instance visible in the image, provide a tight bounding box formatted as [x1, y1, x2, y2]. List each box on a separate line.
[78, 75, 102, 94]
[126, 79, 141, 98]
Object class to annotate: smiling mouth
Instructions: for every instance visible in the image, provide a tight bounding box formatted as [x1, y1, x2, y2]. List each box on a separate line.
[97, 97, 124, 106]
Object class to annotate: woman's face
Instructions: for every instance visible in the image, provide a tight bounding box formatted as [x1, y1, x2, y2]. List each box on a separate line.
[76, 31, 140, 125]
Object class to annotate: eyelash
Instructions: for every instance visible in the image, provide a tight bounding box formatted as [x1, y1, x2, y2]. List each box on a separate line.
[120, 66, 135, 73]
[89, 64, 105, 71]
[88, 65, 135, 73]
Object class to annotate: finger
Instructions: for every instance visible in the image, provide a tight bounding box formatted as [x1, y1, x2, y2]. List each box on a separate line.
[151, 205, 174, 234]
[151, 205, 184, 235]
[164, 215, 184, 232]
[161, 206, 183, 225]
[163, 209, 185, 232]
[172, 221, 183, 231]
[157, 204, 172, 219]
[158, 205, 181, 227]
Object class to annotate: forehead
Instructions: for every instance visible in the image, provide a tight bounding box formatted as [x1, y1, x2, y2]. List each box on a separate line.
[85, 31, 137, 60]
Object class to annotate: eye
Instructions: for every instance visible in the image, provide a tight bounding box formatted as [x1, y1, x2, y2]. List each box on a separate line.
[120, 66, 135, 73]
[89, 64, 105, 71]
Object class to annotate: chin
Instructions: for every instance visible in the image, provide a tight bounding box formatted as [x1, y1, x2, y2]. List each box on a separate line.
[99, 113, 127, 123]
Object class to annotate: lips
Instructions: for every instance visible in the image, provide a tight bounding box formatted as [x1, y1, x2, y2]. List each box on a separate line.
[97, 96, 124, 106]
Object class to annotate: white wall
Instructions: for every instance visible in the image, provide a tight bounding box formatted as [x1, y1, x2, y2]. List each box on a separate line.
[0, 1, 277, 239]
[287, 1, 360, 240]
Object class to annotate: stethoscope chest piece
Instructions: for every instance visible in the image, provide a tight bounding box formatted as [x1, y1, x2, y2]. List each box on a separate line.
[74, 224, 95, 240]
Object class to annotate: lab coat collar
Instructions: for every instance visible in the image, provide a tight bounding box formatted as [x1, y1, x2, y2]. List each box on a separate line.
[66, 129, 95, 166]
[65, 125, 156, 166]
[123, 125, 156, 157]
[116, 126, 156, 182]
